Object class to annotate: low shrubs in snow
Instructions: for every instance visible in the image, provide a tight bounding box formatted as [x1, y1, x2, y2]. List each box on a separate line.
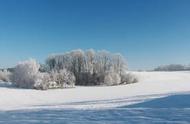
[121, 73, 138, 84]
[104, 72, 138, 86]
[104, 72, 121, 86]
[0, 70, 10, 82]
[34, 72, 52, 90]
[50, 69, 75, 88]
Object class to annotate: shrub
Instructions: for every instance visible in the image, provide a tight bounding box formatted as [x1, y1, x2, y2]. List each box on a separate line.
[34, 73, 52, 90]
[0, 70, 10, 82]
[121, 73, 138, 84]
[10, 59, 40, 88]
[10, 59, 76, 89]
[50, 69, 75, 88]
[104, 72, 121, 86]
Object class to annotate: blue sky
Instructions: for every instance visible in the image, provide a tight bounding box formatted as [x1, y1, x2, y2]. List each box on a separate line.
[0, 0, 190, 70]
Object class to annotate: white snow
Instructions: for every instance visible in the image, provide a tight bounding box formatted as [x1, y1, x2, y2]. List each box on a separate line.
[0, 71, 190, 111]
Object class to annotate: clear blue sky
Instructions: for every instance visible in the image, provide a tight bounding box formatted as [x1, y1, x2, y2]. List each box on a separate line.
[0, 0, 190, 70]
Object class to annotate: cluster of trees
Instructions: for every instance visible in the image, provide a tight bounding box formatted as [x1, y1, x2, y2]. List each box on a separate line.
[46, 49, 137, 86]
[154, 64, 190, 71]
[0, 49, 138, 90]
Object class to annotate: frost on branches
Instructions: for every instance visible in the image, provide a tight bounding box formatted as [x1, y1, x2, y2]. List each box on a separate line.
[46, 49, 137, 86]
[9, 49, 137, 89]
[10, 59, 76, 89]
[10, 59, 40, 88]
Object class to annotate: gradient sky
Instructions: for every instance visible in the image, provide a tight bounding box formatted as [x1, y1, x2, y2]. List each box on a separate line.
[0, 0, 190, 70]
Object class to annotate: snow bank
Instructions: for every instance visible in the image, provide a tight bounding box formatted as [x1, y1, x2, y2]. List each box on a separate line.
[0, 71, 190, 111]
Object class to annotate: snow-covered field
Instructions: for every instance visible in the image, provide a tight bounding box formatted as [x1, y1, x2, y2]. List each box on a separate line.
[0, 71, 190, 111]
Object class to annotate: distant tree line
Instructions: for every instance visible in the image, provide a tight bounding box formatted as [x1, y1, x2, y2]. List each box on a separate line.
[154, 64, 190, 71]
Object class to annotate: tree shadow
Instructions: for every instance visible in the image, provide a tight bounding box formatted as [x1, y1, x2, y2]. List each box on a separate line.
[125, 94, 190, 108]
[0, 81, 13, 88]
[0, 81, 34, 90]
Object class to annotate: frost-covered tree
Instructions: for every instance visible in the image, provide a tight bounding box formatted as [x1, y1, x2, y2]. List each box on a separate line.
[70, 49, 85, 84]
[112, 53, 127, 75]
[10, 59, 40, 88]
[85, 49, 95, 74]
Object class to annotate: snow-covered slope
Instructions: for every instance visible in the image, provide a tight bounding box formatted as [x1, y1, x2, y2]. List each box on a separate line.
[0, 71, 190, 111]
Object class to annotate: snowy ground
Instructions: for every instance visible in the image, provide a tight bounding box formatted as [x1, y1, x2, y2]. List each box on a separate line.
[1, 95, 190, 124]
[0, 71, 190, 111]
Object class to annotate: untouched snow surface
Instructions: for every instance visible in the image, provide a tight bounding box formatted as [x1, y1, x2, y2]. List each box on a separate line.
[0, 71, 190, 111]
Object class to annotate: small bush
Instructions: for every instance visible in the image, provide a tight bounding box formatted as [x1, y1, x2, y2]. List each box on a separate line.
[10, 59, 40, 88]
[34, 73, 52, 90]
[104, 72, 121, 86]
[50, 69, 75, 88]
[121, 73, 138, 84]
[0, 70, 10, 82]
